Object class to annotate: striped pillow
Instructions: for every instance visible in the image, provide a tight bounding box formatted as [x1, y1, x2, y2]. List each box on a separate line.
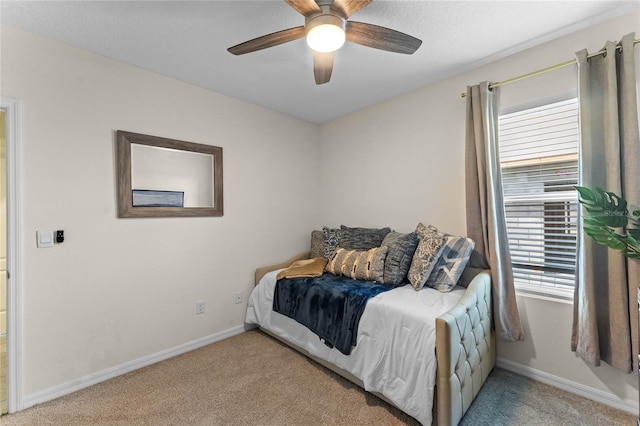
[339, 225, 391, 250]
[380, 231, 419, 285]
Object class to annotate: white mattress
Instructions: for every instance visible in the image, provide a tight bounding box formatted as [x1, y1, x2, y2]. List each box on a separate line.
[245, 270, 466, 425]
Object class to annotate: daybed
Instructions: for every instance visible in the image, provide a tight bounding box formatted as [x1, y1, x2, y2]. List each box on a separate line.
[246, 226, 496, 426]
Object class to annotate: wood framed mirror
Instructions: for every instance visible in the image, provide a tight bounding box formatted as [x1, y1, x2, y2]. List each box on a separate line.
[116, 130, 223, 218]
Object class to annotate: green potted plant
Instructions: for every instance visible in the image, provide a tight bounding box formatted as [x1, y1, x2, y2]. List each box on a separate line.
[575, 186, 640, 259]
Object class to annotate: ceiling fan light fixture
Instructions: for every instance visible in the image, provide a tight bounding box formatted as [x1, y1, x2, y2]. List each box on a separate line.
[306, 14, 346, 53]
[227, 1, 422, 85]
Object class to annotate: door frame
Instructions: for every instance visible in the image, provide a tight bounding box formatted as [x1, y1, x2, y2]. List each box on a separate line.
[2, 97, 23, 413]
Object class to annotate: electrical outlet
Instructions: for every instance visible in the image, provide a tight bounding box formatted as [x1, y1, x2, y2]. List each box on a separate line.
[195, 301, 206, 315]
[234, 292, 242, 304]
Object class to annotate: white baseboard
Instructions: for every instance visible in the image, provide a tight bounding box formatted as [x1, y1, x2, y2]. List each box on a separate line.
[22, 325, 247, 410]
[497, 357, 639, 415]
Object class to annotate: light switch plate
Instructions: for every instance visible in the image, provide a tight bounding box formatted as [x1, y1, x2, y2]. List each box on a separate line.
[36, 230, 54, 248]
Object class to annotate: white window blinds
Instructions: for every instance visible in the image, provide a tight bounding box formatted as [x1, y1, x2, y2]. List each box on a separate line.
[499, 99, 579, 293]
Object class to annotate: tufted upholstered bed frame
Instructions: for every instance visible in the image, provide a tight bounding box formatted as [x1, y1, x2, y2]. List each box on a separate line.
[254, 252, 496, 425]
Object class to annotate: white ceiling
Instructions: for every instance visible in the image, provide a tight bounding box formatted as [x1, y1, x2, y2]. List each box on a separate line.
[1, 1, 638, 123]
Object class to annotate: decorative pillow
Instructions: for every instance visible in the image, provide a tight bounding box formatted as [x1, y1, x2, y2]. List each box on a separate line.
[322, 226, 340, 261]
[310, 230, 325, 259]
[380, 231, 419, 285]
[407, 223, 446, 291]
[426, 236, 475, 292]
[325, 246, 388, 282]
[338, 225, 391, 250]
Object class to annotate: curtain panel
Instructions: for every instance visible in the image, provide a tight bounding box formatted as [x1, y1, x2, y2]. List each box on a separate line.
[465, 82, 524, 342]
[572, 33, 639, 373]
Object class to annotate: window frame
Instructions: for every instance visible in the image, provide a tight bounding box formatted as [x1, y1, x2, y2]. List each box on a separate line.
[498, 98, 579, 302]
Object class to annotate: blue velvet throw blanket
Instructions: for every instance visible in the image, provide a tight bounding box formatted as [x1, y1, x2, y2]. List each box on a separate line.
[273, 274, 395, 355]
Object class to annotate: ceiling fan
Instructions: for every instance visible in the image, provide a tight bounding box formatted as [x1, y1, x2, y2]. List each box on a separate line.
[227, 0, 422, 85]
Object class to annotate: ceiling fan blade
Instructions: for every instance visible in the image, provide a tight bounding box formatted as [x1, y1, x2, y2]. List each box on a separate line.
[284, 0, 321, 16]
[331, 0, 371, 18]
[346, 21, 422, 54]
[228, 26, 305, 55]
[313, 51, 334, 85]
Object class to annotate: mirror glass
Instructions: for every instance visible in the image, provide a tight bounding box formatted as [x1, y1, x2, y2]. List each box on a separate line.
[131, 144, 214, 208]
[116, 131, 223, 218]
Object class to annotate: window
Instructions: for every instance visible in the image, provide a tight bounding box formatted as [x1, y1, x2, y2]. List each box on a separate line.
[498, 99, 579, 297]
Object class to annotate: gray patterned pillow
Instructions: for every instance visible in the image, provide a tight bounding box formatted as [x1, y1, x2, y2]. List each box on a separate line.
[426, 236, 475, 292]
[339, 225, 391, 250]
[381, 231, 419, 285]
[310, 230, 325, 259]
[326, 246, 388, 282]
[322, 226, 340, 260]
[407, 223, 446, 291]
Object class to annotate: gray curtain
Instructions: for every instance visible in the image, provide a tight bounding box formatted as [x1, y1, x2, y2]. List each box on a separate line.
[465, 82, 524, 342]
[572, 33, 639, 373]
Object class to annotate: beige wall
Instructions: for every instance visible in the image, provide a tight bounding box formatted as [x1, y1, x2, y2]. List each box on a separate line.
[1, 25, 321, 397]
[320, 11, 639, 410]
[2, 8, 639, 412]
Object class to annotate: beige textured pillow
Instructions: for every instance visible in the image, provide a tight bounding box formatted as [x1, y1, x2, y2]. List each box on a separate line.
[326, 246, 388, 282]
[407, 223, 446, 290]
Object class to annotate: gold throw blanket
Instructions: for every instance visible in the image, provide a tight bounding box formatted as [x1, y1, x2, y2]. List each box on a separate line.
[276, 257, 327, 280]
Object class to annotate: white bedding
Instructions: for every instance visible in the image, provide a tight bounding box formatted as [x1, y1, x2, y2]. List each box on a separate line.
[245, 270, 467, 425]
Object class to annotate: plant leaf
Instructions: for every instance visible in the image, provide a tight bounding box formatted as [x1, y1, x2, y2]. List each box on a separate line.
[583, 217, 628, 251]
[628, 228, 640, 241]
[620, 234, 640, 259]
[575, 186, 628, 227]
[576, 186, 640, 258]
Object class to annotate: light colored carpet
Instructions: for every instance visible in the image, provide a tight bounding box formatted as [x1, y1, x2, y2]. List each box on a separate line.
[461, 367, 635, 426]
[2, 329, 636, 425]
